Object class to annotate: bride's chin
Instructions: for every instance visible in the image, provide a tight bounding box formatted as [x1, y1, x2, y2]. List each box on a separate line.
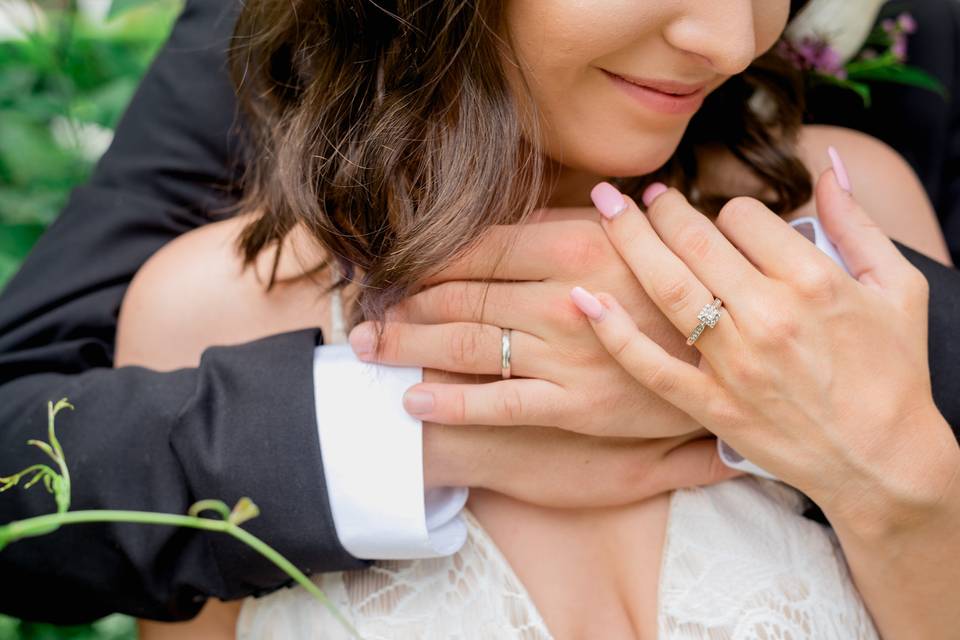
[560, 142, 684, 181]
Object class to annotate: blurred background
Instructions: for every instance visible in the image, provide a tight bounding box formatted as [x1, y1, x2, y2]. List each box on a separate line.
[0, 0, 180, 635]
[0, 0, 180, 291]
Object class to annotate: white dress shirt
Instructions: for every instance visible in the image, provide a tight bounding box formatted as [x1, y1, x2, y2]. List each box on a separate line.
[313, 345, 469, 560]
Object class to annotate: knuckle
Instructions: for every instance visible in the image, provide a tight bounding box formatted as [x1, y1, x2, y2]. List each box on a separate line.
[655, 278, 696, 314]
[558, 226, 610, 271]
[716, 197, 762, 232]
[755, 310, 799, 344]
[642, 363, 678, 397]
[792, 265, 838, 301]
[705, 396, 739, 428]
[608, 331, 637, 362]
[723, 353, 763, 388]
[550, 294, 588, 334]
[451, 389, 468, 423]
[436, 283, 474, 321]
[445, 326, 483, 369]
[678, 225, 715, 262]
[496, 387, 525, 423]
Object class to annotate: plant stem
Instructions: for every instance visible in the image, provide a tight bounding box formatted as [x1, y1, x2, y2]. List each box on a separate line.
[0, 510, 360, 638]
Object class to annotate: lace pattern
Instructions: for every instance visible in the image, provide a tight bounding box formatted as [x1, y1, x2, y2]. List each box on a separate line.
[238, 478, 878, 639]
[236, 511, 551, 639]
[658, 478, 878, 639]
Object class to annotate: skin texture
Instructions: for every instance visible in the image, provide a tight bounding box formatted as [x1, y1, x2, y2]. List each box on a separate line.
[576, 163, 959, 638]
[501, 0, 789, 180]
[122, 0, 953, 638]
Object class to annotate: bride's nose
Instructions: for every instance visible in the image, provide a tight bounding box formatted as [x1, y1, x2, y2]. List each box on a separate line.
[663, 1, 759, 76]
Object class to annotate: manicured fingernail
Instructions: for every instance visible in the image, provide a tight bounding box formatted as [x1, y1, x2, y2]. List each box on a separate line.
[403, 390, 435, 415]
[570, 286, 605, 321]
[591, 182, 627, 219]
[827, 146, 852, 194]
[349, 323, 375, 359]
[642, 182, 668, 207]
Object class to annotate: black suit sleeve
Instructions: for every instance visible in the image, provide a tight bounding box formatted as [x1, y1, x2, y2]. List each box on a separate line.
[900, 244, 960, 438]
[0, 0, 361, 625]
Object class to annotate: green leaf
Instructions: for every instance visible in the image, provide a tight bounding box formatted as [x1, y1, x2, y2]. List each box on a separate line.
[845, 53, 899, 75]
[847, 65, 948, 98]
[229, 497, 261, 526]
[108, 0, 164, 20]
[809, 74, 873, 108]
[0, 223, 45, 261]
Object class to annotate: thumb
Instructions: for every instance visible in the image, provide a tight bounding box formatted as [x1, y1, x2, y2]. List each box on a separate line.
[816, 146, 911, 290]
[654, 438, 743, 493]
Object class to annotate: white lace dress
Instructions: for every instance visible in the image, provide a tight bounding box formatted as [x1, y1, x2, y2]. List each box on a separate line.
[237, 291, 879, 639]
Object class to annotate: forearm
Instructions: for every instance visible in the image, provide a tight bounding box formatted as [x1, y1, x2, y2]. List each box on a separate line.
[0, 332, 361, 623]
[825, 411, 960, 639]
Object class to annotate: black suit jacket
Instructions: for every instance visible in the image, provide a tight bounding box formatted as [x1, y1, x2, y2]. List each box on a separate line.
[0, 0, 958, 625]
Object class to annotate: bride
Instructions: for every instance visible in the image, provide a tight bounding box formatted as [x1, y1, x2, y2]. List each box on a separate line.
[117, 0, 959, 637]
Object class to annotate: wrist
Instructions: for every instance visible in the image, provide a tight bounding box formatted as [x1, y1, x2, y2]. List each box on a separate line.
[824, 406, 960, 540]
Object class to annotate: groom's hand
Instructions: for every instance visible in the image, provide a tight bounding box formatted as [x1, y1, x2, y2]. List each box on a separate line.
[419, 371, 738, 507]
[350, 215, 702, 438]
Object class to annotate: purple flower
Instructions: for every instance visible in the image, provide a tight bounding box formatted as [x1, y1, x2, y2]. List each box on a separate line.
[817, 46, 843, 74]
[892, 35, 908, 61]
[897, 12, 917, 35]
[780, 35, 847, 79]
[881, 18, 897, 34]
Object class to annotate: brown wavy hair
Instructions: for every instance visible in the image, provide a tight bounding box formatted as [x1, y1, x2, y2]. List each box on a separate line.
[229, 0, 812, 323]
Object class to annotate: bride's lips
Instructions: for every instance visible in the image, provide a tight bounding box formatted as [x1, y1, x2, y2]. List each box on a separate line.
[601, 69, 708, 116]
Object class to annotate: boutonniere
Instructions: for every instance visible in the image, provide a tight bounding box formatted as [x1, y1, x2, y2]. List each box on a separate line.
[781, 1, 945, 107]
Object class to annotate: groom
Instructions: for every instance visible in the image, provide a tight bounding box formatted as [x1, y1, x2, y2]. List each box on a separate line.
[1, 0, 959, 625]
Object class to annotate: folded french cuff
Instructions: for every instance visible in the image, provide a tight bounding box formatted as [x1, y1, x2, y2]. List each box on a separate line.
[313, 345, 469, 560]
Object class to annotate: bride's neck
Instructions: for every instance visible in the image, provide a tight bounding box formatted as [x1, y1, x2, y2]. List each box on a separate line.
[542, 161, 605, 209]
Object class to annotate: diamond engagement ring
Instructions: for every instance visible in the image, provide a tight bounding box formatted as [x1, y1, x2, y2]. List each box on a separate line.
[501, 328, 512, 379]
[686, 298, 723, 346]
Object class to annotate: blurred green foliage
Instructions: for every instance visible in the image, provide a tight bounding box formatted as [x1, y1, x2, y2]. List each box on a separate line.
[0, 1, 180, 636]
[0, 614, 136, 640]
[0, 0, 181, 288]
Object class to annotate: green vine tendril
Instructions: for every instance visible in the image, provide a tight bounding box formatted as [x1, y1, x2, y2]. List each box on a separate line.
[0, 399, 361, 638]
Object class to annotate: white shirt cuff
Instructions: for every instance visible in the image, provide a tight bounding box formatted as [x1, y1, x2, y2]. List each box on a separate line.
[717, 439, 779, 481]
[313, 344, 469, 559]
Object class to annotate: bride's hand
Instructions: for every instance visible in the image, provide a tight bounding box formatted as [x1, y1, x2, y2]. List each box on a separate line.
[349, 214, 702, 438]
[572, 152, 959, 527]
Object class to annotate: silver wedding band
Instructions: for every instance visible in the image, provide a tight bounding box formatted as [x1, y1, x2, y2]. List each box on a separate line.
[686, 298, 724, 346]
[501, 328, 512, 379]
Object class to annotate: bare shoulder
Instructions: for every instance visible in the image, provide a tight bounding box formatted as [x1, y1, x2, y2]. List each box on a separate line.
[116, 215, 331, 370]
[794, 124, 951, 264]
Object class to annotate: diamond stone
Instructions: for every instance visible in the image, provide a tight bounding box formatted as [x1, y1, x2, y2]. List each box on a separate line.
[697, 299, 723, 328]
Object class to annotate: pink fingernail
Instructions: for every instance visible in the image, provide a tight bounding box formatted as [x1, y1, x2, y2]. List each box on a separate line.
[403, 390, 435, 415]
[827, 146, 852, 194]
[570, 286, 605, 321]
[642, 182, 668, 207]
[590, 182, 627, 219]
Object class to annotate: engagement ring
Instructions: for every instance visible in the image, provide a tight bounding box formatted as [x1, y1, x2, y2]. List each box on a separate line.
[686, 298, 723, 346]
